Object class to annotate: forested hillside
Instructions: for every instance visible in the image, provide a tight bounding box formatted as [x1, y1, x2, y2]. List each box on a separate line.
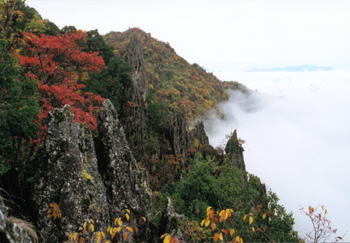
[104, 28, 246, 118]
[0, 1, 299, 242]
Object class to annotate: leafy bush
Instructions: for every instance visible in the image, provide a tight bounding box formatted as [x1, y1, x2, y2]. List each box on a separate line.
[164, 154, 299, 242]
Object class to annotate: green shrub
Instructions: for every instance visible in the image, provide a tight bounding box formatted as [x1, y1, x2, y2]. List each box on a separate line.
[164, 154, 299, 242]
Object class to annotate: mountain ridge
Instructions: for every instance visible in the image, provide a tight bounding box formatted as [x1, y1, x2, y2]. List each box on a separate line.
[104, 27, 245, 119]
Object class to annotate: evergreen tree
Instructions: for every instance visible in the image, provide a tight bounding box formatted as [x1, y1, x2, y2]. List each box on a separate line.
[0, 39, 39, 174]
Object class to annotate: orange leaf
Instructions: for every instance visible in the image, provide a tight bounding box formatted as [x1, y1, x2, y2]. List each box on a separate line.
[214, 233, 224, 241]
[170, 237, 180, 243]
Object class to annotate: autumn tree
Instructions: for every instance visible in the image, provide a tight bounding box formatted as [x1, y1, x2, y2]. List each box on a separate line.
[18, 30, 106, 136]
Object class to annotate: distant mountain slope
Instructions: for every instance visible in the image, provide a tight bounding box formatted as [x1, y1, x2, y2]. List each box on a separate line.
[104, 28, 243, 118]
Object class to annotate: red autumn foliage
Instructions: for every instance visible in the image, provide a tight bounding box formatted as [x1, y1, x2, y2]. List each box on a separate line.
[17, 30, 106, 138]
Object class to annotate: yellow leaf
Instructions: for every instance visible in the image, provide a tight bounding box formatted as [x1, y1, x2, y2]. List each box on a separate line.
[108, 227, 115, 239]
[219, 210, 227, 222]
[207, 206, 213, 213]
[126, 226, 134, 232]
[205, 218, 210, 227]
[110, 227, 121, 239]
[235, 236, 244, 243]
[82, 169, 94, 181]
[107, 226, 112, 233]
[83, 222, 88, 232]
[213, 233, 224, 241]
[124, 209, 131, 214]
[163, 235, 172, 243]
[252, 227, 255, 232]
[229, 229, 235, 236]
[219, 210, 226, 218]
[125, 213, 130, 221]
[200, 219, 206, 227]
[243, 215, 247, 221]
[142, 216, 147, 222]
[89, 223, 95, 232]
[68, 232, 79, 240]
[96, 232, 105, 243]
[115, 217, 123, 226]
[161, 233, 169, 239]
[249, 216, 254, 225]
[226, 208, 234, 218]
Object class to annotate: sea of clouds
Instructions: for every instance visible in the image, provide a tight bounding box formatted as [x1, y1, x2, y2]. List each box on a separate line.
[204, 70, 350, 240]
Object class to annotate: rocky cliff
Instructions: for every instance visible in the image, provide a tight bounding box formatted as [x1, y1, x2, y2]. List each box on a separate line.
[29, 100, 151, 242]
[225, 129, 246, 171]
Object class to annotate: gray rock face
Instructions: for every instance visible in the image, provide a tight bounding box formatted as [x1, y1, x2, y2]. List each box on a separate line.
[31, 100, 151, 242]
[32, 105, 109, 242]
[96, 100, 151, 215]
[122, 35, 148, 161]
[224, 130, 246, 171]
[167, 112, 189, 156]
[0, 197, 36, 243]
[189, 121, 209, 147]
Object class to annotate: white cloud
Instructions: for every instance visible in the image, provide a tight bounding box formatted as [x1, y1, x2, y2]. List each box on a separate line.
[204, 70, 350, 240]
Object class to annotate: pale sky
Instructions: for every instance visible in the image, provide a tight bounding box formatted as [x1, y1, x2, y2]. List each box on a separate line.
[27, 0, 350, 73]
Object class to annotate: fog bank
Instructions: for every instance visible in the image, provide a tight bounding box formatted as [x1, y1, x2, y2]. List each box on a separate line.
[204, 71, 350, 240]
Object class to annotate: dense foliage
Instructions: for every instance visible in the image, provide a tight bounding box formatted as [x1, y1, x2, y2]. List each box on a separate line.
[0, 39, 39, 174]
[84, 29, 133, 114]
[163, 155, 299, 242]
